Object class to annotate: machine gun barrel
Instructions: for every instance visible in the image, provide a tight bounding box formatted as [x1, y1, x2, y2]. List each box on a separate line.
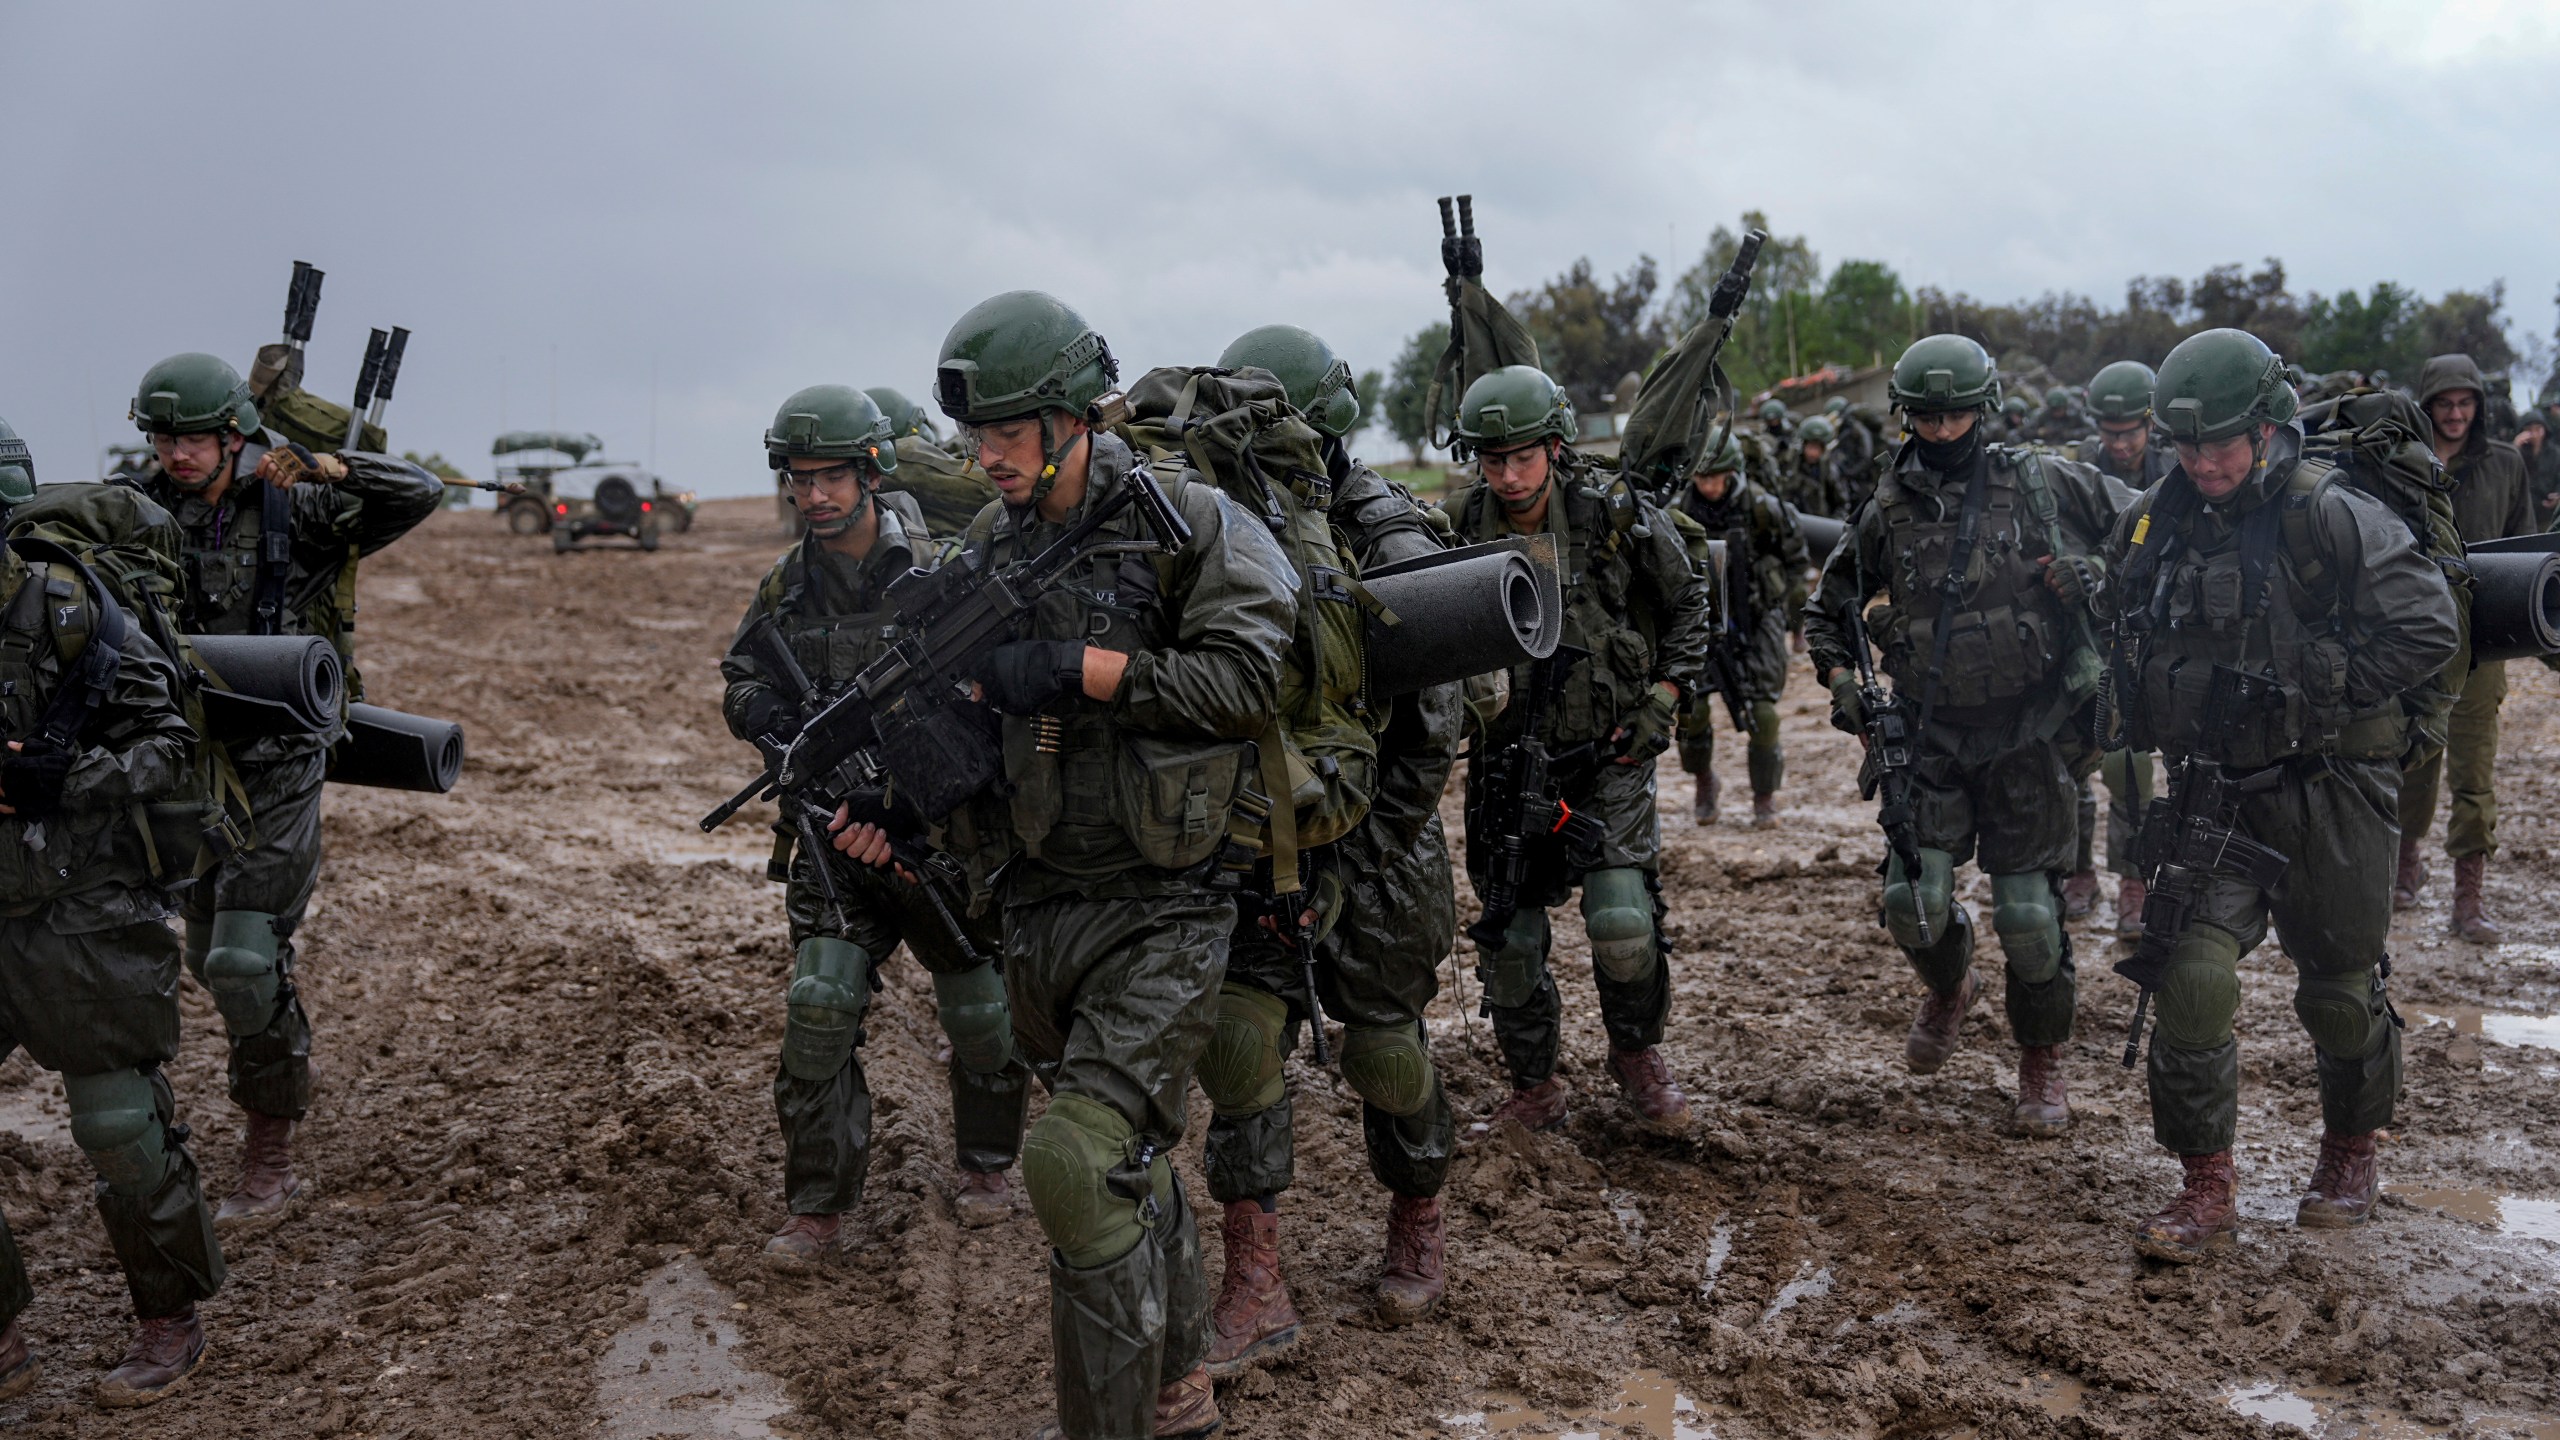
[366, 326, 410, 428]
[344, 328, 389, 451]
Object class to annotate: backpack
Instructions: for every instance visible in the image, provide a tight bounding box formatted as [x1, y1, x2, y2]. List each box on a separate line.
[6, 484, 253, 882]
[2300, 393, 2471, 730]
[1118, 366, 1386, 895]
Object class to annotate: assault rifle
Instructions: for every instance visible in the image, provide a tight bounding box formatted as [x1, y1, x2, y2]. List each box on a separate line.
[2114, 664, 2288, 1068]
[1843, 565, 1930, 947]
[1463, 647, 1605, 954]
[1701, 537, 1753, 732]
[700, 456, 1191, 835]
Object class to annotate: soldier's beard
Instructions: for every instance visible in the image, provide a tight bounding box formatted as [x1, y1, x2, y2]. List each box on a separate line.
[804, 489, 870, 539]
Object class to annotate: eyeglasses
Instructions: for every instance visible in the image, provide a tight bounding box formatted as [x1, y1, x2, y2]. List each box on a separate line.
[778, 460, 867, 493]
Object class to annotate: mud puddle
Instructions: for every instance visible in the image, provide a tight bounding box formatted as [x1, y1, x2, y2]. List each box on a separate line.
[2416, 1007, 2560, 1052]
[0, 1077, 70, 1146]
[1443, 1369, 1728, 1438]
[2224, 1380, 2560, 1439]
[2394, 1186, 2560, 1243]
[595, 1254, 793, 1439]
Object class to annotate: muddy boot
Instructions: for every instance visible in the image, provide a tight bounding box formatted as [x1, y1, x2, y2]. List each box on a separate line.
[95, 1310, 204, 1408]
[2450, 855, 2502, 945]
[2132, 1151, 2238, 1264]
[1153, 1363, 1221, 1438]
[1693, 769, 1719, 825]
[1750, 792, 1778, 830]
[2296, 1130, 2381, 1229]
[2114, 875, 2147, 937]
[763, 1212, 843, 1261]
[2059, 869, 2098, 921]
[1903, 969, 1980, 1076]
[1605, 1047, 1692, 1132]
[1375, 1195, 1445, 1324]
[0, 1319, 36, 1401]
[2392, 835, 2427, 911]
[1479, 1076, 1568, 1134]
[952, 1168, 1011, 1228]
[2012, 1045, 2070, 1137]
[213, 1112, 302, 1229]
[1204, 1201, 1299, 1378]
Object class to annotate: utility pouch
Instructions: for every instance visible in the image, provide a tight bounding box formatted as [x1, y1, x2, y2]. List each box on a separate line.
[1111, 733, 1248, 871]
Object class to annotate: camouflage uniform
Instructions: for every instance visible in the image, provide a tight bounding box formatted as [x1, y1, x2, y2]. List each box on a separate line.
[1674, 468, 1808, 812]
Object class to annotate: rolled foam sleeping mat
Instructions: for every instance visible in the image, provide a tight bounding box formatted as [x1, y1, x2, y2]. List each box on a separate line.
[329, 703, 466, 793]
[1361, 535, 1563, 696]
[1797, 512, 1847, 567]
[2466, 549, 2560, 662]
[185, 633, 343, 740]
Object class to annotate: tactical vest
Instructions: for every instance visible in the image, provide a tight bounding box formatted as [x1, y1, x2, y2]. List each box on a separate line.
[1459, 464, 1658, 748]
[0, 554, 147, 912]
[161, 462, 363, 698]
[1866, 448, 2074, 724]
[2117, 461, 2405, 768]
[757, 494, 931, 687]
[1677, 481, 1790, 625]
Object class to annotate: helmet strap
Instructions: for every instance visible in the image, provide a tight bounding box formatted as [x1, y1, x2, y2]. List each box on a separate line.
[1025, 411, 1085, 509]
[800, 468, 876, 539]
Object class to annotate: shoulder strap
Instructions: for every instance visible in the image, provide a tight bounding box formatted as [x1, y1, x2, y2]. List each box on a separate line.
[253, 479, 293, 636]
[2267, 460, 2340, 615]
[6, 538, 131, 751]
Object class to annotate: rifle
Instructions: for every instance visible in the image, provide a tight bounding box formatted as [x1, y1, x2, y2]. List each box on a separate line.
[1701, 536, 1753, 732]
[1463, 646, 1605, 956]
[344, 328, 392, 451]
[700, 456, 1190, 836]
[1843, 552, 1931, 946]
[2113, 665, 2288, 1068]
[733, 612, 990, 967]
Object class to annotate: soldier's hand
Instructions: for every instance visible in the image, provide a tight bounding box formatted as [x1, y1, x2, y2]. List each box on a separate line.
[2040, 553, 2100, 607]
[825, 805, 902, 872]
[255, 443, 347, 489]
[1827, 670, 1866, 735]
[974, 639, 1087, 715]
[1611, 681, 1681, 764]
[0, 741, 72, 819]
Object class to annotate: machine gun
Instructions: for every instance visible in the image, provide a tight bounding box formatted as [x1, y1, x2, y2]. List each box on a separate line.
[701, 455, 1190, 836]
[1462, 646, 1605, 954]
[1843, 560, 1931, 947]
[2113, 664, 2289, 1068]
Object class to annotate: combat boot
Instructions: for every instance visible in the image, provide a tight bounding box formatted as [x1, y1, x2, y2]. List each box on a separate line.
[1606, 1047, 1692, 1132]
[1479, 1076, 1568, 1133]
[2296, 1130, 2381, 1229]
[214, 1111, 302, 1228]
[2392, 835, 2427, 911]
[1903, 969, 1980, 1076]
[1204, 1201, 1299, 1377]
[952, 1167, 1012, 1228]
[2013, 1044, 2070, 1137]
[1026, 1364, 1223, 1440]
[2450, 855, 2502, 945]
[2059, 869, 2099, 920]
[2114, 875, 2147, 937]
[1375, 1194, 1445, 1324]
[95, 1309, 204, 1408]
[1693, 769, 1719, 825]
[763, 1212, 843, 1261]
[1750, 792, 1778, 830]
[2132, 1150, 2238, 1264]
[0, 1319, 37, 1401]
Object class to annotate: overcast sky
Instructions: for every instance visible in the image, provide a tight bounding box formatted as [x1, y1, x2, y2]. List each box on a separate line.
[4, 1, 2555, 496]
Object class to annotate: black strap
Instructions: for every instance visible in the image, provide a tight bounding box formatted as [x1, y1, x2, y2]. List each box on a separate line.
[1912, 460, 1992, 738]
[6, 538, 130, 752]
[253, 478, 293, 636]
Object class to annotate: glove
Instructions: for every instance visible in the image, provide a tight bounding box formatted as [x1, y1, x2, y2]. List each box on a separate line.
[0, 746, 74, 820]
[1615, 684, 1680, 761]
[2042, 553, 2101, 607]
[734, 690, 792, 746]
[976, 639, 1086, 715]
[259, 441, 323, 487]
[1828, 671, 1867, 735]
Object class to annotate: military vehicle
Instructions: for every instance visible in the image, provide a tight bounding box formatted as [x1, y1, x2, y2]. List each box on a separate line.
[545, 463, 684, 551]
[491, 431, 694, 539]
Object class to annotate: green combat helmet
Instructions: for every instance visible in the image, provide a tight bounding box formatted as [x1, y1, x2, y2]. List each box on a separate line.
[1218, 324, 1359, 439]
[1452, 365, 1575, 457]
[1824, 395, 1849, 417]
[2086, 361, 2158, 422]
[2044, 386, 2073, 412]
[765, 384, 899, 472]
[1692, 431, 1746, 477]
[1758, 398, 1789, 423]
[2153, 328, 2298, 443]
[0, 416, 33, 511]
[1797, 415, 1836, 445]
[129, 352, 260, 437]
[2003, 395, 2031, 421]
[863, 386, 941, 442]
[933, 290, 1119, 503]
[1890, 334, 2002, 413]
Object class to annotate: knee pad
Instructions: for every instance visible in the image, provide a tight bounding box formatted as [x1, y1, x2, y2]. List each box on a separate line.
[1022, 1092, 1168, 1268]
[1475, 907, 1551, 1010]
[203, 910, 283, 1038]
[1989, 872, 2063, 985]
[1882, 848, 1955, 950]
[1745, 701, 1784, 795]
[64, 1070, 171, 1197]
[2153, 927, 2244, 1052]
[1581, 868, 1658, 983]
[780, 938, 870, 1082]
[1198, 982, 1289, 1118]
[1339, 1023, 1435, 1117]
[933, 963, 1015, 1076]
[2295, 969, 2387, 1060]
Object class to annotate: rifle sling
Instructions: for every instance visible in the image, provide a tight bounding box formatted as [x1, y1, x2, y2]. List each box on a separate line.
[1911, 459, 1991, 740]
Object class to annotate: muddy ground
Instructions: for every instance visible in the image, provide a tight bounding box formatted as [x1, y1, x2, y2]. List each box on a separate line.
[3, 495, 2556, 1439]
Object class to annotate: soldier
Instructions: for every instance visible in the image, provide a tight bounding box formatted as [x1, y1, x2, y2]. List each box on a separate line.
[1757, 397, 1795, 452]
[2397, 354, 2534, 942]
[1676, 433, 1808, 828]
[2070, 361, 2174, 932]
[721, 385, 1031, 1258]
[1194, 324, 1463, 1368]
[0, 418, 31, 524]
[1997, 394, 2035, 444]
[865, 385, 999, 538]
[0, 482, 226, 1404]
[1787, 415, 1845, 517]
[122, 354, 442, 1227]
[2103, 329, 2457, 1259]
[1448, 365, 1710, 1135]
[2029, 386, 2093, 445]
[1806, 335, 2124, 1138]
[1822, 395, 1873, 493]
[2513, 407, 2555, 526]
[836, 291, 1295, 1440]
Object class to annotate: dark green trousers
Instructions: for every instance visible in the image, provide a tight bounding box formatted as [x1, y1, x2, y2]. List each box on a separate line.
[181, 746, 325, 1120]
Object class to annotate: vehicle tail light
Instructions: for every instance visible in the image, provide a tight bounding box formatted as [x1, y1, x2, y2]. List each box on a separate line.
[641, 501, 652, 511]
[555, 503, 568, 514]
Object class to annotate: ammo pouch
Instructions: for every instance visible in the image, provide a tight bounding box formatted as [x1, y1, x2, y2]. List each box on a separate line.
[1110, 733, 1250, 871]
[1921, 603, 2055, 714]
